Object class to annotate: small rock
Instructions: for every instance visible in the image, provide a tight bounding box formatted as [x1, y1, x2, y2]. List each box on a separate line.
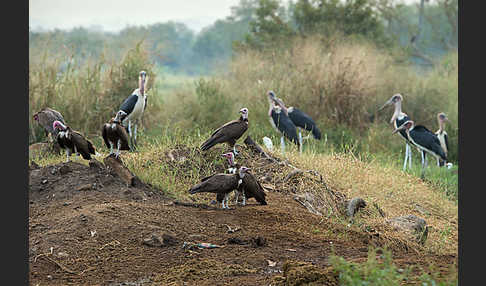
[57, 252, 69, 258]
[386, 214, 428, 244]
[143, 232, 179, 247]
[251, 236, 267, 247]
[41, 179, 48, 184]
[74, 184, 92, 192]
[59, 165, 72, 175]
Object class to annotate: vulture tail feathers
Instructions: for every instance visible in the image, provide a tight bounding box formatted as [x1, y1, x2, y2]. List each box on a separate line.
[200, 134, 222, 151]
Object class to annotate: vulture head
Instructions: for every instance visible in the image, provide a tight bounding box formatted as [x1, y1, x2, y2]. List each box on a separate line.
[238, 166, 251, 178]
[52, 120, 67, 131]
[33, 113, 39, 122]
[239, 108, 249, 120]
[139, 70, 148, 96]
[114, 110, 128, 123]
[221, 152, 235, 166]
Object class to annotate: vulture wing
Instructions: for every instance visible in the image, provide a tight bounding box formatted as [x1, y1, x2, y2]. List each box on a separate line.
[71, 131, 96, 160]
[101, 124, 111, 148]
[189, 174, 238, 194]
[240, 172, 267, 205]
[200, 120, 248, 151]
[115, 124, 131, 150]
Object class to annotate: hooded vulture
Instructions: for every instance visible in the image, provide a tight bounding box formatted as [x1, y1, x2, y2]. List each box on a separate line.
[200, 108, 249, 155]
[220, 152, 267, 206]
[33, 107, 66, 141]
[188, 166, 250, 209]
[102, 110, 131, 157]
[53, 120, 96, 162]
[118, 70, 149, 150]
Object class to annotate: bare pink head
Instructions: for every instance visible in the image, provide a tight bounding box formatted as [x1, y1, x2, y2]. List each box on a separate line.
[221, 152, 235, 165]
[52, 120, 66, 131]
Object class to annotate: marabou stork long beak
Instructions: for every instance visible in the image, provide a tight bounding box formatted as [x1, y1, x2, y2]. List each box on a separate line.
[392, 121, 413, 134]
[378, 98, 393, 111]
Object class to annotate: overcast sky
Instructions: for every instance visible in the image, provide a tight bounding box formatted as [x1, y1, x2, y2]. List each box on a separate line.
[29, 0, 419, 34]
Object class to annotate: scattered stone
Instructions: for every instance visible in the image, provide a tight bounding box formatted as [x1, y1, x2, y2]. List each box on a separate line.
[41, 179, 48, 184]
[250, 236, 267, 247]
[227, 237, 247, 245]
[386, 214, 428, 244]
[59, 165, 72, 175]
[57, 252, 69, 258]
[272, 260, 338, 286]
[75, 184, 93, 192]
[143, 231, 179, 247]
[346, 197, 367, 219]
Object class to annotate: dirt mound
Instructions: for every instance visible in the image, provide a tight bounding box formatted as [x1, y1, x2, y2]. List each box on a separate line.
[28, 144, 457, 285]
[29, 158, 166, 204]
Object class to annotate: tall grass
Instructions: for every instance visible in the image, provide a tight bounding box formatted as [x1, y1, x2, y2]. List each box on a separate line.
[29, 41, 157, 143]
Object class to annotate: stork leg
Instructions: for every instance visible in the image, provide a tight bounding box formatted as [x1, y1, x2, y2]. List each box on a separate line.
[298, 129, 303, 154]
[133, 123, 138, 147]
[280, 136, 286, 154]
[408, 144, 412, 169]
[402, 143, 410, 171]
[420, 150, 426, 178]
[234, 190, 240, 205]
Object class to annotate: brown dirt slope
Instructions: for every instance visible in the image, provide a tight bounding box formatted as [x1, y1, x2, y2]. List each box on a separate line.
[29, 148, 456, 286]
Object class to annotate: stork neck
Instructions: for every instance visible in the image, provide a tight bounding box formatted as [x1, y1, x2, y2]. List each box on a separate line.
[438, 119, 445, 133]
[391, 101, 403, 123]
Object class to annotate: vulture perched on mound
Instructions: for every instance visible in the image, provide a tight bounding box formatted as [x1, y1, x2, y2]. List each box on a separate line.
[102, 110, 131, 157]
[33, 107, 66, 141]
[188, 166, 251, 209]
[267, 91, 299, 152]
[200, 108, 249, 155]
[219, 152, 267, 206]
[53, 120, 96, 162]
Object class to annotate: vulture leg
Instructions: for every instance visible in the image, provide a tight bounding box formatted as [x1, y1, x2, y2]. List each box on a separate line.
[280, 136, 286, 154]
[116, 139, 121, 158]
[109, 141, 114, 155]
[233, 145, 239, 156]
[74, 145, 80, 158]
[234, 190, 240, 205]
[242, 193, 246, 206]
[65, 148, 71, 163]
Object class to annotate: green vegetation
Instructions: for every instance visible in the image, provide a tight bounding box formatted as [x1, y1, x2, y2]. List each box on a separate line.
[329, 247, 458, 285]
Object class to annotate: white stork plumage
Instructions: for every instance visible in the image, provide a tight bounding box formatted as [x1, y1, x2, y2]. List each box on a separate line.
[435, 112, 450, 167]
[118, 71, 149, 150]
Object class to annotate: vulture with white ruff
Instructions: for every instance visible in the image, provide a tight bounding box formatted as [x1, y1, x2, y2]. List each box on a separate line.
[33, 107, 66, 141]
[53, 120, 96, 162]
[200, 108, 249, 155]
[102, 110, 131, 157]
[219, 152, 267, 206]
[189, 166, 251, 209]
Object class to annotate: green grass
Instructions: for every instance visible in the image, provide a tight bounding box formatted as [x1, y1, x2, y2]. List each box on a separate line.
[329, 247, 458, 285]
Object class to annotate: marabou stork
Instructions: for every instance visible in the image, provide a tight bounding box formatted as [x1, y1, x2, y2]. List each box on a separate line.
[188, 166, 251, 209]
[379, 93, 416, 171]
[435, 112, 450, 167]
[270, 91, 321, 153]
[393, 120, 447, 178]
[33, 107, 66, 142]
[118, 70, 149, 150]
[53, 120, 96, 162]
[102, 110, 131, 157]
[266, 91, 299, 153]
[200, 108, 249, 155]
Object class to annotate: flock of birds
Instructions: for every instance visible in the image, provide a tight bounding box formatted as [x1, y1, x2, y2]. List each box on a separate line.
[32, 70, 451, 209]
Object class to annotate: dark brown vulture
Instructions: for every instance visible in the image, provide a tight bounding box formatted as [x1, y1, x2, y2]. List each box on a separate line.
[220, 152, 267, 206]
[200, 108, 249, 155]
[102, 110, 131, 157]
[53, 120, 96, 162]
[33, 107, 66, 141]
[188, 166, 250, 209]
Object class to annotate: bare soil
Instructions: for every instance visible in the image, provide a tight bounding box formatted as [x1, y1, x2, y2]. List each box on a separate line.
[29, 155, 456, 285]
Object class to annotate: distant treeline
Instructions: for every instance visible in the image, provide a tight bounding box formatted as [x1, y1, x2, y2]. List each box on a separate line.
[29, 0, 457, 74]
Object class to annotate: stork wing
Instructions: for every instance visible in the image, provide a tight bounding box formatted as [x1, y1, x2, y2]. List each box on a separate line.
[119, 94, 138, 114]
